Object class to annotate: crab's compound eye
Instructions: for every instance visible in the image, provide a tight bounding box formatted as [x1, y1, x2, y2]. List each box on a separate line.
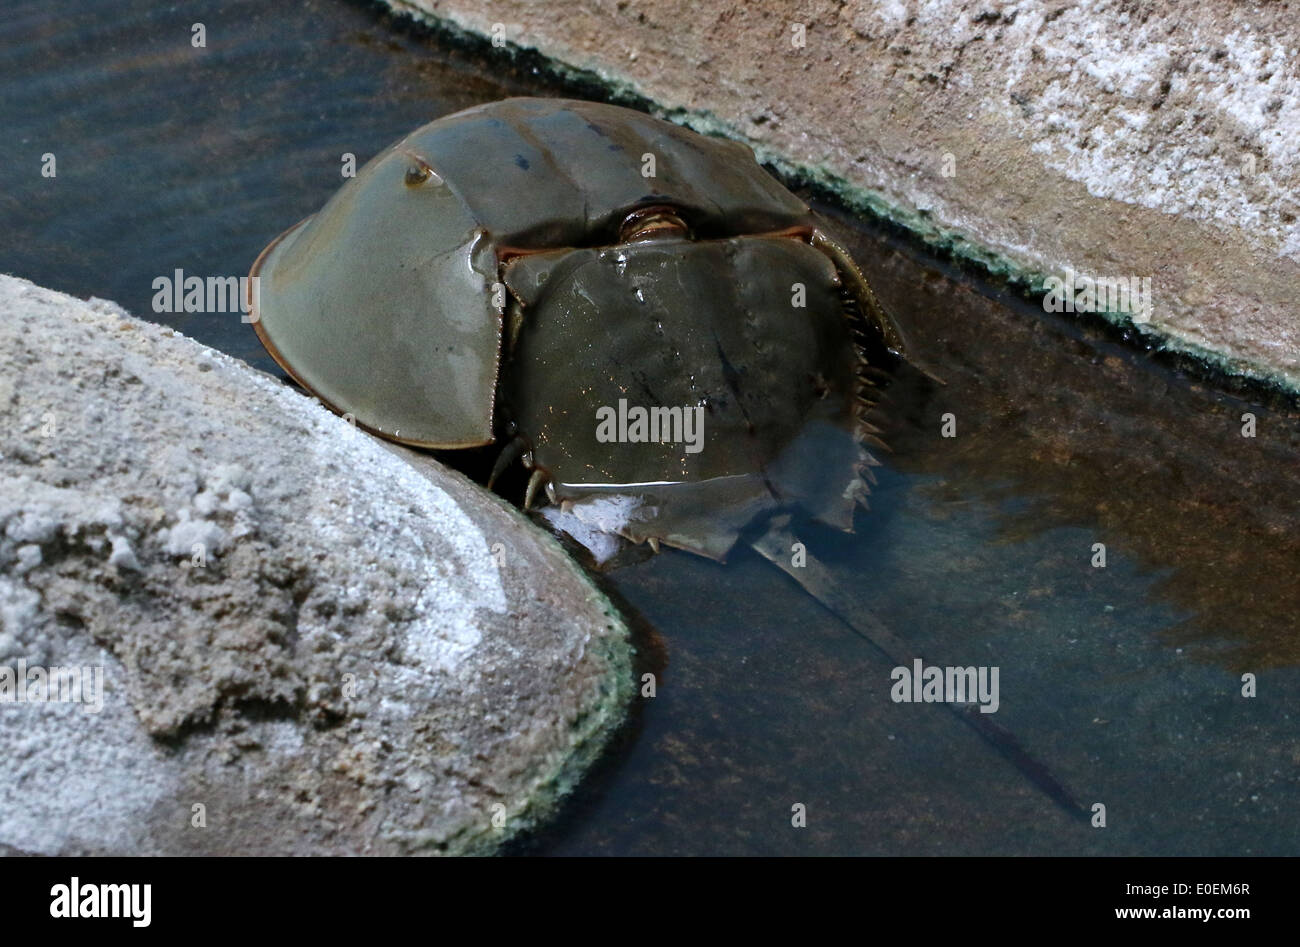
[402, 157, 443, 189]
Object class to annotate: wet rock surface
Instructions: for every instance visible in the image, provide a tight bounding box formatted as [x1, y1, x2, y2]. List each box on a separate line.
[0, 275, 633, 855]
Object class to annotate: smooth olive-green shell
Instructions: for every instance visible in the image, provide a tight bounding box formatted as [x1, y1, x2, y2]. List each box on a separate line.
[250, 98, 813, 448]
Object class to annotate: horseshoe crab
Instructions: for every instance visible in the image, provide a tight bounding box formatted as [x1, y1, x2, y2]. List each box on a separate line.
[247, 99, 1083, 815]
[249, 97, 909, 561]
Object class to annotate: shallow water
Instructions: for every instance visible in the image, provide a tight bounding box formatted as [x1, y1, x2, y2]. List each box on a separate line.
[3, 0, 1297, 855]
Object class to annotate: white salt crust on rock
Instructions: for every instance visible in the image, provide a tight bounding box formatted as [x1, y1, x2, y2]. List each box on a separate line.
[0, 275, 633, 855]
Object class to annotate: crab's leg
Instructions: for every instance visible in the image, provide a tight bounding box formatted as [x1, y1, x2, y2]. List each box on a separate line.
[523, 468, 550, 511]
[487, 435, 527, 489]
[751, 514, 1089, 823]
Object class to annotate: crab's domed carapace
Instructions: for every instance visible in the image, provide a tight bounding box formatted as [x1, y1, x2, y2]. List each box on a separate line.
[250, 98, 909, 559]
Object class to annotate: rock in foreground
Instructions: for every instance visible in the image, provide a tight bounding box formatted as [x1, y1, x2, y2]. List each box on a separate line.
[0, 275, 633, 855]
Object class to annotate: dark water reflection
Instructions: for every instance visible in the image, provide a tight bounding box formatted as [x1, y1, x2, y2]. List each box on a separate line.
[2, 0, 1297, 855]
[842, 217, 1300, 674]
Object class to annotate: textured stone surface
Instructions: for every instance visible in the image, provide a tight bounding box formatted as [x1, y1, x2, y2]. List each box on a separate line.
[385, 0, 1299, 390]
[0, 275, 633, 855]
